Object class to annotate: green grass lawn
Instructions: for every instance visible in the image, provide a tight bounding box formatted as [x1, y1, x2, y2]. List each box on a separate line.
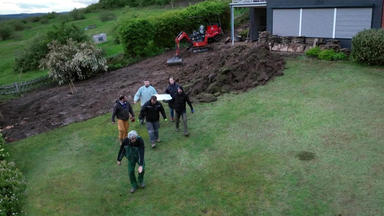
[0, 6, 176, 85]
[6, 57, 384, 215]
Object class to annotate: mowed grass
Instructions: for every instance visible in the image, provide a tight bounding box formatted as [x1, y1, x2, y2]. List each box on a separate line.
[6, 57, 384, 215]
[0, 6, 176, 85]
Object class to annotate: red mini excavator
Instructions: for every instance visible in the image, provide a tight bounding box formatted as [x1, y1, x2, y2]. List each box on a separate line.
[166, 24, 222, 66]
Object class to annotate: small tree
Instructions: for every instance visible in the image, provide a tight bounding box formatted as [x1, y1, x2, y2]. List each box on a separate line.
[351, 29, 384, 65]
[41, 39, 107, 92]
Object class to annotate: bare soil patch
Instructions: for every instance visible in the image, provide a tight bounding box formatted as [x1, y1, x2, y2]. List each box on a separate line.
[0, 42, 284, 142]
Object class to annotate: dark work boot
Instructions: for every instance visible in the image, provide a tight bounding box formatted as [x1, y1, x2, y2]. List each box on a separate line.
[130, 187, 136, 193]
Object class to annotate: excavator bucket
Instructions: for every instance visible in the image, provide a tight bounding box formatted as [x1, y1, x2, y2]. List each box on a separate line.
[167, 56, 183, 66]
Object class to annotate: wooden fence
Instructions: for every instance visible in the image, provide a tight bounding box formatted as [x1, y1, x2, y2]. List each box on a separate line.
[0, 76, 51, 95]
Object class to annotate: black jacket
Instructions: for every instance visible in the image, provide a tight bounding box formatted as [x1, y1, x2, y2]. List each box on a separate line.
[139, 100, 166, 122]
[174, 92, 193, 113]
[112, 100, 134, 122]
[165, 83, 179, 106]
[117, 136, 144, 165]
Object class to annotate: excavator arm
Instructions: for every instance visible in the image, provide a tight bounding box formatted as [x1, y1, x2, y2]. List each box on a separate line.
[175, 31, 193, 56]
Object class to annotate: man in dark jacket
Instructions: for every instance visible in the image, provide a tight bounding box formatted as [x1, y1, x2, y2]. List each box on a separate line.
[112, 95, 135, 145]
[117, 130, 145, 193]
[174, 86, 194, 136]
[164, 77, 179, 121]
[139, 96, 167, 148]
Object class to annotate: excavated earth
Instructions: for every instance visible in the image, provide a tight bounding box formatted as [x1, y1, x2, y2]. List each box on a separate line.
[0, 42, 285, 142]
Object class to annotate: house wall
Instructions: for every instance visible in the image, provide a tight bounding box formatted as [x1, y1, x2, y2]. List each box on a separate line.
[265, 0, 383, 48]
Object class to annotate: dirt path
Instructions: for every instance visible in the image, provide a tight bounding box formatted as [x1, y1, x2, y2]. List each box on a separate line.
[0, 43, 284, 142]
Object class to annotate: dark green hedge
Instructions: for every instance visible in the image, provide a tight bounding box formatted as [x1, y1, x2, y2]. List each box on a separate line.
[351, 29, 384, 65]
[118, 0, 229, 57]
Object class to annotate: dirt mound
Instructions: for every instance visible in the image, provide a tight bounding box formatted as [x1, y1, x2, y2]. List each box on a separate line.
[0, 42, 285, 142]
[171, 44, 285, 102]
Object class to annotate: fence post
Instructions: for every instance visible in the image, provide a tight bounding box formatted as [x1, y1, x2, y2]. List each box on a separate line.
[14, 82, 19, 94]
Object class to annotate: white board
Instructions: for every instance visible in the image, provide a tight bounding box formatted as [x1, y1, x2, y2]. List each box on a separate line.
[155, 94, 172, 101]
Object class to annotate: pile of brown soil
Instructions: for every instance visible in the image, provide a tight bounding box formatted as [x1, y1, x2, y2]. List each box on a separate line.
[171, 44, 285, 102]
[0, 42, 285, 142]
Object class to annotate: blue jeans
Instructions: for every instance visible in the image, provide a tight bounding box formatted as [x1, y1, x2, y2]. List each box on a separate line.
[146, 121, 159, 143]
[168, 103, 174, 119]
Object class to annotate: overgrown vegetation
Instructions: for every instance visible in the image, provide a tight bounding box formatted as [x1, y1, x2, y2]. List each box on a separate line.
[118, 0, 229, 57]
[42, 39, 107, 86]
[14, 23, 88, 73]
[0, 134, 26, 216]
[0, 24, 14, 41]
[99, 12, 117, 22]
[306, 47, 347, 61]
[351, 29, 384, 65]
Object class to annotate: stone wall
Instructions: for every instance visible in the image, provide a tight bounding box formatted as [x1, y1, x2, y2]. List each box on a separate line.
[258, 31, 350, 54]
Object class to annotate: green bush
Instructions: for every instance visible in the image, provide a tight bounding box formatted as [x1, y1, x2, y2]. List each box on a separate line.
[118, 0, 229, 57]
[14, 36, 50, 73]
[0, 134, 9, 160]
[318, 49, 336, 61]
[0, 134, 26, 216]
[351, 29, 384, 65]
[118, 18, 158, 57]
[333, 52, 347, 61]
[99, 12, 117, 22]
[42, 39, 108, 85]
[14, 23, 88, 73]
[69, 8, 85, 20]
[46, 23, 88, 44]
[305, 47, 321, 58]
[0, 24, 14, 41]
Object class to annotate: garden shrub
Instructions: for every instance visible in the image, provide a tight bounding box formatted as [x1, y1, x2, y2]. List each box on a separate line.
[42, 39, 108, 85]
[305, 47, 321, 58]
[69, 8, 85, 20]
[0, 24, 14, 41]
[118, 0, 229, 57]
[15, 23, 88, 73]
[99, 12, 117, 22]
[318, 49, 336, 61]
[332, 52, 347, 61]
[0, 134, 26, 216]
[351, 29, 384, 65]
[118, 18, 159, 57]
[0, 134, 8, 161]
[14, 36, 50, 73]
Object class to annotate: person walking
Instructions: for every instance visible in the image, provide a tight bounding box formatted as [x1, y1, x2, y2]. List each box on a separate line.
[117, 130, 145, 193]
[174, 86, 194, 136]
[112, 95, 135, 145]
[134, 80, 158, 106]
[164, 77, 179, 122]
[139, 96, 167, 148]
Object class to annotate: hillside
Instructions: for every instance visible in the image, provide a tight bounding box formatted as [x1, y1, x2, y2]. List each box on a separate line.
[0, 6, 178, 85]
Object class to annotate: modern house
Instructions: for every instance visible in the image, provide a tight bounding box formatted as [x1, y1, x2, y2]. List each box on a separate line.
[230, 0, 384, 47]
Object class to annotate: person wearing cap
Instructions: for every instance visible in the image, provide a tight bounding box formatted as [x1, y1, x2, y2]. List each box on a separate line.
[112, 95, 135, 145]
[139, 96, 167, 148]
[117, 130, 145, 193]
[134, 80, 158, 106]
[164, 77, 179, 122]
[173, 86, 194, 136]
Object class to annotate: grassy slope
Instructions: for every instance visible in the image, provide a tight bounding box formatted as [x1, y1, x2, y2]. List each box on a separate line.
[6, 57, 384, 215]
[0, 6, 174, 85]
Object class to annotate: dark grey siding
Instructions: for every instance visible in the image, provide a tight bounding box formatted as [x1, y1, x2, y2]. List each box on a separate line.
[265, 0, 383, 48]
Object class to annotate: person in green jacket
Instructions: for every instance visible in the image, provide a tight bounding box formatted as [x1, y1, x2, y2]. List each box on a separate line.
[117, 130, 145, 193]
